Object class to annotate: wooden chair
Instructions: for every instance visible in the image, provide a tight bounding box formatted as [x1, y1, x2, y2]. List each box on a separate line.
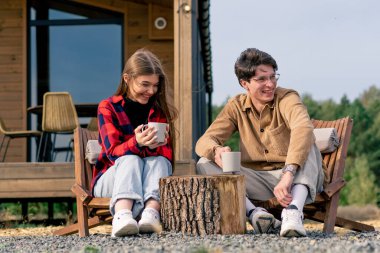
[0, 118, 41, 162]
[37, 92, 79, 162]
[54, 127, 111, 236]
[54, 127, 195, 236]
[252, 117, 375, 233]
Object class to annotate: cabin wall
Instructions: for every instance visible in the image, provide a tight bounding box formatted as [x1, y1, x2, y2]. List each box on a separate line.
[0, 0, 175, 162]
[0, 0, 27, 162]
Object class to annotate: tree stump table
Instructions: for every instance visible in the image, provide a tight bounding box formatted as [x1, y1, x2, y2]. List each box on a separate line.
[159, 174, 246, 236]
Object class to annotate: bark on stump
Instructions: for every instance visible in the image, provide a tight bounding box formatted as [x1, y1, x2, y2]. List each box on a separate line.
[160, 175, 246, 236]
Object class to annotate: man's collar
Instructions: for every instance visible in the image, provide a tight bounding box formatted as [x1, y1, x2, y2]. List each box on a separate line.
[242, 93, 275, 112]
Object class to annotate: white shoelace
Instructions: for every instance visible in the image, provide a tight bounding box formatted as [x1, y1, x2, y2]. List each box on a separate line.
[283, 209, 303, 223]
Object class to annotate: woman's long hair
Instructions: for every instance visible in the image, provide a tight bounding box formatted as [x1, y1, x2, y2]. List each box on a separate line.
[115, 48, 178, 165]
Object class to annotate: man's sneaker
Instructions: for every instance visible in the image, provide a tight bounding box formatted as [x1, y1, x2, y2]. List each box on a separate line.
[280, 205, 306, 237]
[249, 207, 277, 234]
[268, 217, 282, 233]
[138, 208, 162, 234]
[111, 210, 139, 237]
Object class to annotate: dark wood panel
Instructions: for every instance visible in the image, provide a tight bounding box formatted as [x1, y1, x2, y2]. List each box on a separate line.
[0, 178, 75, 192]
[1, 163, 74, 179]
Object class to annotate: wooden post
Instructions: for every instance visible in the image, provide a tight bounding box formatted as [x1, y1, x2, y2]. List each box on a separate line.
[160, 175, 246, 236]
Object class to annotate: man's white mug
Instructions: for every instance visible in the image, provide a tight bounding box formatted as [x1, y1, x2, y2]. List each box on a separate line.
[221, 151, 241, 173]
[143, 122, 168, 144]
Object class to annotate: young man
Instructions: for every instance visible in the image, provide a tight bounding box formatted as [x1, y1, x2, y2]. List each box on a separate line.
[195, 48, 324, 237]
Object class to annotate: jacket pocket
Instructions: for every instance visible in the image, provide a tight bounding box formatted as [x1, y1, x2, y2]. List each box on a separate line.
[268, 123, 290, 156]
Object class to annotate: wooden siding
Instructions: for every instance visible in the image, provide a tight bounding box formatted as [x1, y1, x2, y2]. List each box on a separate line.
[75, 0, 174, 103]
[125, 1, 174, 104]
[0, 0, 27, 162]
[1, 0, 175, 162]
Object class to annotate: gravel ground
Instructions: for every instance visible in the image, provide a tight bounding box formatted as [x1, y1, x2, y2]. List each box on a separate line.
[0, 227, 379, 253]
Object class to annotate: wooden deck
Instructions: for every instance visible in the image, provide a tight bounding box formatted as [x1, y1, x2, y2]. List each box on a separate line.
[0, 162, 75, 199]
[0, 162, 75, 223]
[0, 160, 195, 223]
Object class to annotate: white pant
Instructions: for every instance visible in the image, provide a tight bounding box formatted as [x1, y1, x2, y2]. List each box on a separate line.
[93, 155, 172, 217]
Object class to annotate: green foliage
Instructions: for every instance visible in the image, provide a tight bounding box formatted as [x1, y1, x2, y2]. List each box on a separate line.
[80, 246, 101, 253]
[340, 156, 379, 206]
[303, 87, 380, 205]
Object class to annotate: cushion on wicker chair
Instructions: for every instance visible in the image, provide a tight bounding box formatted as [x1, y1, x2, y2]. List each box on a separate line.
[85, 140, 101, 164]
[313, 128, 339, 153]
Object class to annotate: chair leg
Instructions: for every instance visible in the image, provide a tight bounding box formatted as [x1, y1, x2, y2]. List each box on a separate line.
[51, 133, 57, 161]
[323, 194, 340, 233]
[36, 132, 45, 162]
[37, 132, 53, 162]
[77, 198, 90, 237]
[1, 136, 11, 162]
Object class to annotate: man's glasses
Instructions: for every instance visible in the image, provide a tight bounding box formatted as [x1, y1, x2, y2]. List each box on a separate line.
[251, 73, 280, 85]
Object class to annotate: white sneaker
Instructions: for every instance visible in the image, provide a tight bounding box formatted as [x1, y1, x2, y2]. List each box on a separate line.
[280, 205, 306, 237]
[138, 208, 162, 234]
[111, 210, 139, 237]
[249, 207, 277, 234]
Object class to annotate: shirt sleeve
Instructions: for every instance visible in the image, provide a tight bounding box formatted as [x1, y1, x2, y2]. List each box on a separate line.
[195, 100, 238, 161]
[98, 102, 143, 162]
[279, 92, 315, 167]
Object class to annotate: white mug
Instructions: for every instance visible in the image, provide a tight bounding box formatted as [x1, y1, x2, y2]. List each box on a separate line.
[221, 151, 241, 173]
[143, 122, 168, 144]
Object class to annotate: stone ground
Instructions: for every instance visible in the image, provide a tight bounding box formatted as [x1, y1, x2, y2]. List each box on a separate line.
[0, 219, 379, 237]
[0, 205, 379, 237]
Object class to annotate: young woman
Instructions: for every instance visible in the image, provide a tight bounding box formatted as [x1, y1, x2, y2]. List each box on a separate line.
[92, 49, 177, 237]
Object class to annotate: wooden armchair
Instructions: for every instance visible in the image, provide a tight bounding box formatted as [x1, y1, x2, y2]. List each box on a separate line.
[54, 127, 195, 237]
[54, 127, 111, 237]
[252, 117, 375, 233]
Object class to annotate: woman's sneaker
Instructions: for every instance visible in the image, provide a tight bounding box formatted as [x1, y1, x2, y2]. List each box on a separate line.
[138, 208, 162, 233]
[280, 205, 306, 237]
[111, 209, 138, 237]
[249, 207, 278, 234]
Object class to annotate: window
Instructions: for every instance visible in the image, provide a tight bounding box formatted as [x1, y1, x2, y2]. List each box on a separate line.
[28, 0, 123, 161]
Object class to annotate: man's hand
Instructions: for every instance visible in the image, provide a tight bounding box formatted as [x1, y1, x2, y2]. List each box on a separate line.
[273, 172, 294, 207]
[214, 146, 231, 168]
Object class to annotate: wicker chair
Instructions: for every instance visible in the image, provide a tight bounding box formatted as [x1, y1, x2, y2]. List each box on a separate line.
[37, 92, 79, 162]
[0, 118, 41, 162]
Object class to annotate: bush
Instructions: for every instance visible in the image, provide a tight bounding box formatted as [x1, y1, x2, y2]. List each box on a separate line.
[340, 155, 379, 206]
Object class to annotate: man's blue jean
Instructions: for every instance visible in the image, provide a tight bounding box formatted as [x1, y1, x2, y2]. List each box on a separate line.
[93, 155, 172, 218]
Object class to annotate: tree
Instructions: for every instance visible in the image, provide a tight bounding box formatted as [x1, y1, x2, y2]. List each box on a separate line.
[302, 93, 321, 119]
[360, 85, 380, 109]
[340, 155, 379, 206]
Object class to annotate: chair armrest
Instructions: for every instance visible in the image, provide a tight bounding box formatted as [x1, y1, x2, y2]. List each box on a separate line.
[71, 183, 93, 205]
[322, 178, 346, 198]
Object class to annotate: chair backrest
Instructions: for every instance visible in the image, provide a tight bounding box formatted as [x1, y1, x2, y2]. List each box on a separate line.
[74, 127, 98, 192]
[42, 92, 79, 132]
[86, 117, 98, 131]
[312, 117, 353, 185]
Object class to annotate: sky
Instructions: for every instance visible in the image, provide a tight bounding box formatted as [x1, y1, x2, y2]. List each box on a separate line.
[209, 0, 380, 105]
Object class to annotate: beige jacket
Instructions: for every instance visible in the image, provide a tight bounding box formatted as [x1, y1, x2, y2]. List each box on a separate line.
[195, 87, 315, 171]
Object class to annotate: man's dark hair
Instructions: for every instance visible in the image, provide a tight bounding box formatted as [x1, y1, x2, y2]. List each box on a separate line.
[234, 48, 278, 85]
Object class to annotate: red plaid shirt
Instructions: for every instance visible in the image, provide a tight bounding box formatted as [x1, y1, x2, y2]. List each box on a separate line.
[91, 95, 173, 190]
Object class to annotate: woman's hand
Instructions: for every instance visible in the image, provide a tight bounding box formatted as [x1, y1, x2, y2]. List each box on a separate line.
[135, 124, 158, 148]
[214, 146, 231, 168]
[134, 124, 169, 149]
[273, 172, 294, 207]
